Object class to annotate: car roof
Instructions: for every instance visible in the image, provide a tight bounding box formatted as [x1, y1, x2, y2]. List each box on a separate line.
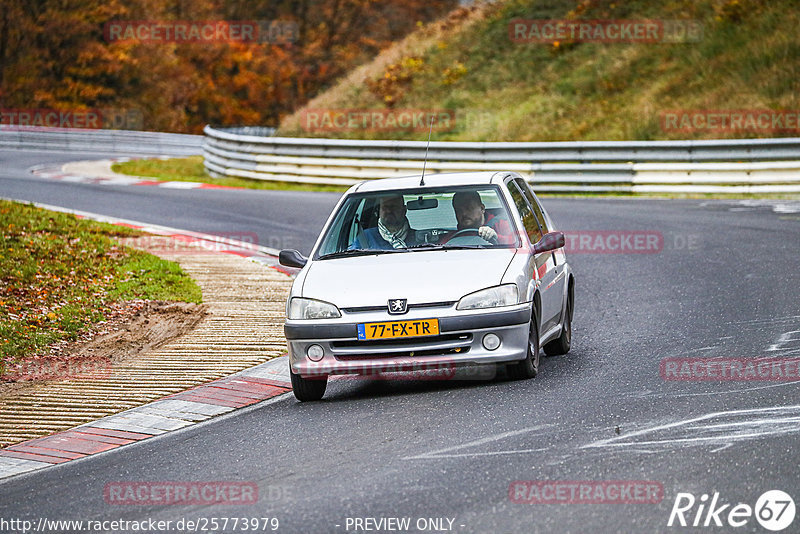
[352, 171, 510, 193]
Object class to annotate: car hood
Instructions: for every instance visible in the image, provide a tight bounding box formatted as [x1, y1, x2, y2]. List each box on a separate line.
[302, 249, 517, 308]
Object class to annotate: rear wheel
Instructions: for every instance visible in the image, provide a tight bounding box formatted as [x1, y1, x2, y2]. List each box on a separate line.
[544, 285, 573, 356]
[508, 311, 539, 380]
[290, 369, 327, 401]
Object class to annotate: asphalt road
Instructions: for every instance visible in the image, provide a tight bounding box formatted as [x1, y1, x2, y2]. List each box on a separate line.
[0, 150, 340, 255]
[2, 149, 800, 533]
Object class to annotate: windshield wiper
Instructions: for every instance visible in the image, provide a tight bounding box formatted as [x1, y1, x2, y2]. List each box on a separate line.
[407, 243, 488, 250]
[407, 243, 445, 250]
[318, 249, 408, 260]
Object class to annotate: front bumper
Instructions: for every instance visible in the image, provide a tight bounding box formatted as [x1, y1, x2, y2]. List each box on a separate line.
[285, 305, 531, 377]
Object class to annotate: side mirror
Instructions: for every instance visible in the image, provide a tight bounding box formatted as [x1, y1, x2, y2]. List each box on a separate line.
[533, 231, 565, 254]
[279, 249, 308, 268]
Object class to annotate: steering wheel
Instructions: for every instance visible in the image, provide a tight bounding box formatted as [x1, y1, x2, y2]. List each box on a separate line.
[449, 228, 480, 239]
[445, 228, 493, 245]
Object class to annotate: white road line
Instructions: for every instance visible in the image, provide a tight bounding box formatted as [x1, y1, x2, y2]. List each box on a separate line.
[403, 425, 552, 460]
[407, 448, 548, 460]
[582, 404, 800, 451]
[767, 330, 800, 352]
[725, 315, 800, 326]
[640, 381, 800, 398]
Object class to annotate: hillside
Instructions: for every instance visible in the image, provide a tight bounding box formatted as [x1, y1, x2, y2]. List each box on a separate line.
[279, 0, 800, 141]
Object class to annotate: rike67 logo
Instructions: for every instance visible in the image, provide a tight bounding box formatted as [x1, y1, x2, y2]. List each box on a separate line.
[668, 490, 795, 531]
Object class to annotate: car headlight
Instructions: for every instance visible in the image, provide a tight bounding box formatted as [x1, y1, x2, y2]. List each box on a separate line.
[456, 284, 518, 311]
[288, 298, 341, 320]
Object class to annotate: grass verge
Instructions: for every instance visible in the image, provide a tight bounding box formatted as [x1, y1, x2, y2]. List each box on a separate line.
[0, 200, 202, 374]
[112, 157, 350, 193]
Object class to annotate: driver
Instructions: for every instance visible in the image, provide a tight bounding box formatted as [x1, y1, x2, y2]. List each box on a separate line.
[349, 194, 421, 250]
[445, 190, 514, 245]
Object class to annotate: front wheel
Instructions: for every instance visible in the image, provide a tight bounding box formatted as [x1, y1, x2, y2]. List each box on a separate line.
[290, 369, 327, 401]
[507, 311, 539, 380]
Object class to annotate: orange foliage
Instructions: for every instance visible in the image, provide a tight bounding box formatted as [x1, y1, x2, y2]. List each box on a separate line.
[0, 0, 457, 133]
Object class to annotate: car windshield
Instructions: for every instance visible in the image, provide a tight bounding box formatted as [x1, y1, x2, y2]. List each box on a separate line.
[314, 185, 520, 259]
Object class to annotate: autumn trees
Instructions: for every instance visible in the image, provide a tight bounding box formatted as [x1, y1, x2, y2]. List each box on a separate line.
[0, 0, 456, 133]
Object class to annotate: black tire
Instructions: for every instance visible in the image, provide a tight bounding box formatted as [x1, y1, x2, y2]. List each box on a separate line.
[544, 284, 573, 357]
[508, 310, 539, 380]
[290, 369, 327, 401]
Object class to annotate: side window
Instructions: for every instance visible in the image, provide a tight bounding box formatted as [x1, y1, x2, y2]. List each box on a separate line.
[507, 181, 542, 243]
[318, 198, 362, 255]
[345, 200, 364, 245]
[514, 178, 558, 264]
[530, 200, 550, 235]
[514, 178, 549, 234]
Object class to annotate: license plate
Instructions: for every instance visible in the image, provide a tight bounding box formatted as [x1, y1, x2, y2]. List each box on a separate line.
[357, 319, 439, 340]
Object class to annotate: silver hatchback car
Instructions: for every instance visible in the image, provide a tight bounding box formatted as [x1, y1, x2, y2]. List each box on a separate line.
[279, 171, 574, 401]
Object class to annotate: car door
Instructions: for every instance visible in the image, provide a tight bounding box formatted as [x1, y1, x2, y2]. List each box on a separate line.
[506, 179, 560, 333]
[514, 178, 564, 335]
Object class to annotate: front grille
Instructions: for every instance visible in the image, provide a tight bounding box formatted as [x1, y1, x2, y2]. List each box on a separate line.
[335, 346, 470, 360]
[330, 333, 472, 360]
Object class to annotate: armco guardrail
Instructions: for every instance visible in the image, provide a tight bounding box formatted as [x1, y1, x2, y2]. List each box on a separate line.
[203, 126, 800, 193]
[0, 127, 203, 156]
